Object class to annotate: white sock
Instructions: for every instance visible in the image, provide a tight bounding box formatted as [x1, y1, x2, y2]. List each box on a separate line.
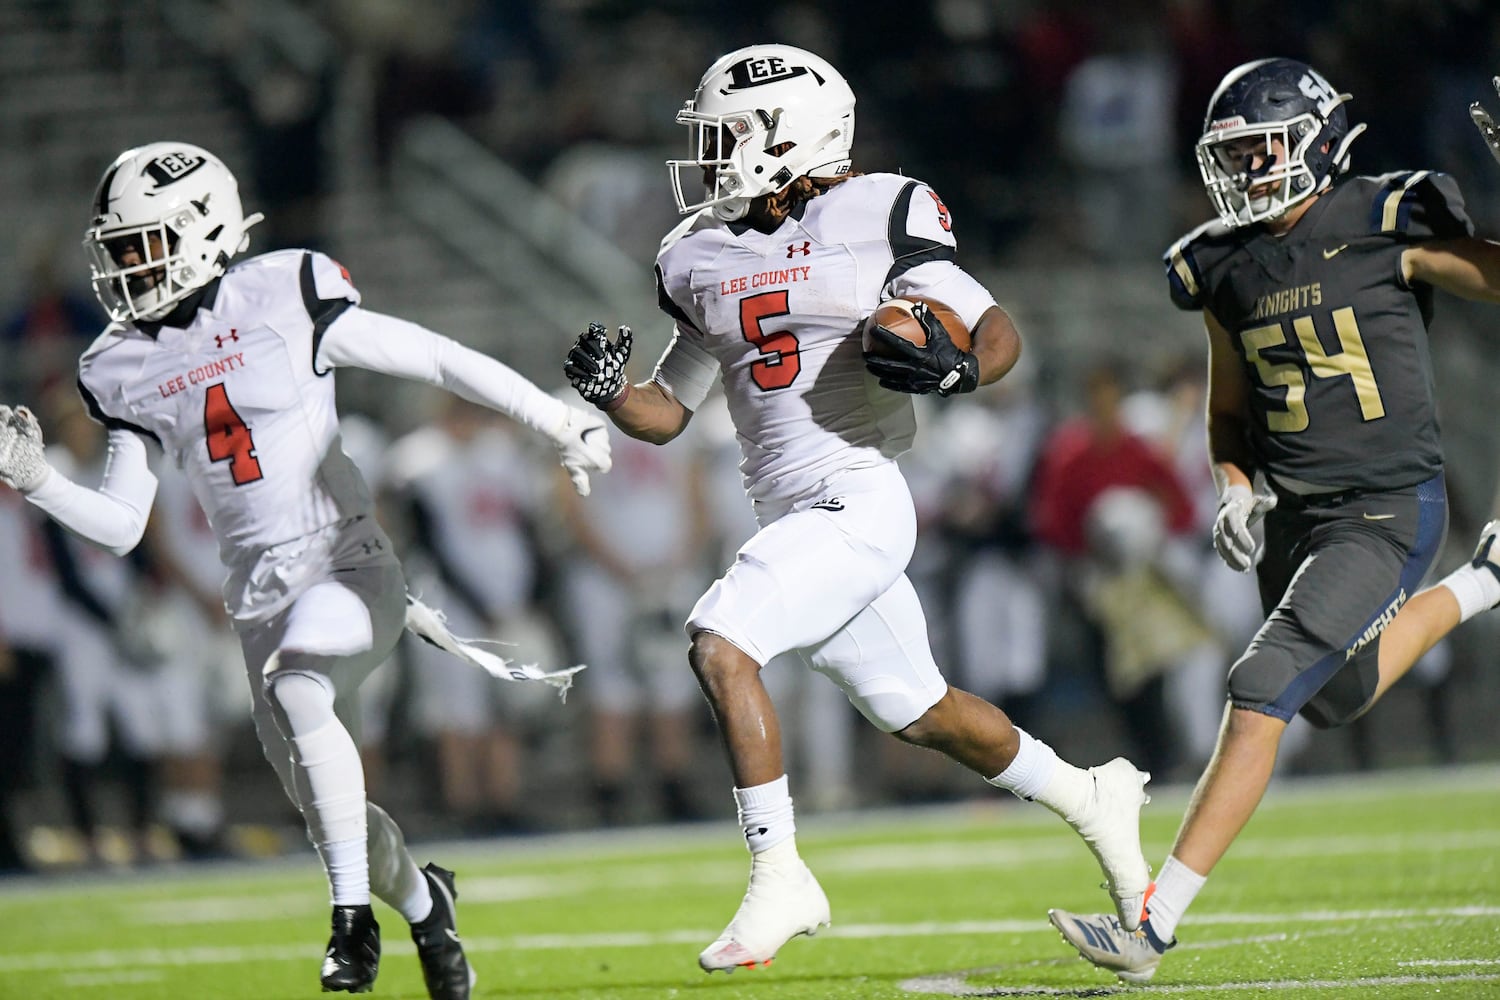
[288, 718, 369, 905]
[1145, 855, 1206, 941]
[1439, 564, 1500, 624]
[734, 775, 796, 854]
[987, 728, 1093, 821]
[318, 837, 371, 906]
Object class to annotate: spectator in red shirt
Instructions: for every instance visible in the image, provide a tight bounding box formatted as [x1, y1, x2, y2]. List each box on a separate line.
[1031, 363, 1196, 554]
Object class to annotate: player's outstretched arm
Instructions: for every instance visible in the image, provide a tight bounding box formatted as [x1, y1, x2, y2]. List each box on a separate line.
[1402, 237, 1500, 304]
[318, 309, 612, 495]
[1, 406, 157, 556]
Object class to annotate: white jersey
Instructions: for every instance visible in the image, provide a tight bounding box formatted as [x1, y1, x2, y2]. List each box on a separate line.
[76, 250, 381, 621]
[51, 245, 579, 625]
[653, 172, 997, 504]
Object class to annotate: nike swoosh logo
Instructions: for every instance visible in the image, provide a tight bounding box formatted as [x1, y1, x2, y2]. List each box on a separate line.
[1362, 512, 1396, 521]
[582, 426, 604, 446]
[1322, 244, 1349, 259]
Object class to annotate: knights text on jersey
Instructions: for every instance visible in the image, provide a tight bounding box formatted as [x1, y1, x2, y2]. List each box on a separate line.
[1163, 172, 1471, 491]
[654, 173, 985, 503]
[75, 249, 373, 566]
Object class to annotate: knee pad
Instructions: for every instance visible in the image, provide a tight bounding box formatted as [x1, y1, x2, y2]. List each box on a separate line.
[264, 669, 337, 738]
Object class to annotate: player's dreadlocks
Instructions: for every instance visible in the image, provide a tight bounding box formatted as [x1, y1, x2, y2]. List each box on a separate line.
[747, 172, 862, 232]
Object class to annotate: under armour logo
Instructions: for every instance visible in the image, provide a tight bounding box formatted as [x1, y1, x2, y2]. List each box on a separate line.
[787, 241, 811, 258]
[811, 497, 845, 512]
[214, 329, 239, 349]
[360, 538, 385, 555]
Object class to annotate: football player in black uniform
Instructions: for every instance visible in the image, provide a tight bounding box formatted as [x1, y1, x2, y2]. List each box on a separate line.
[1048, 57, 1500, 983]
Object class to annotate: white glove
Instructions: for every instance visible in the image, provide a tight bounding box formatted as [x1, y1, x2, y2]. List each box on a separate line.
[553, 406, 612, 496]
[1470, 76, 1500, 167]
[1213, 484, 1277, 572]
[0, 405, 51, 493]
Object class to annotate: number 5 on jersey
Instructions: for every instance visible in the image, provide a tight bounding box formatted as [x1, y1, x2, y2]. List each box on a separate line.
[204, 382, 264, 484]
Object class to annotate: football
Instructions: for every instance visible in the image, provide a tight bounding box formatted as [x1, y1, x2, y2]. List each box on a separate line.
[861, 297, 970, 357]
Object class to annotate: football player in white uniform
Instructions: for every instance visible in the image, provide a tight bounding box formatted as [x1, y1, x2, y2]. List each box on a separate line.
[0, 142, 611, 999]
[564, 43, 1152, 973]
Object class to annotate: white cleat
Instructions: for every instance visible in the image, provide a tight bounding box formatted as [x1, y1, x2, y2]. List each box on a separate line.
[1047, 907, 1172, 984]
[1067, 758, 1152, 930]
[698, 852, 831, 972]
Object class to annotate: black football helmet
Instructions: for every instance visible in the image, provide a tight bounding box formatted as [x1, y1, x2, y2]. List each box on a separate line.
[1195, 58, 1366, 228]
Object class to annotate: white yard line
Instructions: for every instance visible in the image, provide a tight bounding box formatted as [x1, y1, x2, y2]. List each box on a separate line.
[0, 906, 1495, 974]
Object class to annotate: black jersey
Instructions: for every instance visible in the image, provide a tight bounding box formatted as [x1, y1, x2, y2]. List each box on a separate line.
[1164, 171, 1472, 491]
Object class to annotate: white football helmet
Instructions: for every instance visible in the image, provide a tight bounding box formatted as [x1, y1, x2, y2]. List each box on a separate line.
[83, 142, 263, 322]
[668, 43, 856, 221]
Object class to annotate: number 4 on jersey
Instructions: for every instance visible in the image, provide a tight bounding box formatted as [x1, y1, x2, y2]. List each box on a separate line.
[203, 382, 263, 484]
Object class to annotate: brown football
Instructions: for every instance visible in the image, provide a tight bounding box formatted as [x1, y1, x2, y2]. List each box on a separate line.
[861, 297, 971, 357]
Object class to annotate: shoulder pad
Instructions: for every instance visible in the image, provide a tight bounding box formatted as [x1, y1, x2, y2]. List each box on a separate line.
[657, 210, 716, 258]
[1364, 171, 1473, 239]
[1162, 219, 1232, 311]
[303, 250, 361, 305]
[225, 249, 360, 305]
[851, 172, 926, 199]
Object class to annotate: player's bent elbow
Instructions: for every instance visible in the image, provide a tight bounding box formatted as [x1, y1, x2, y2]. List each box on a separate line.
[973, 307, 1021, 385]
[102, 523, 147, 558]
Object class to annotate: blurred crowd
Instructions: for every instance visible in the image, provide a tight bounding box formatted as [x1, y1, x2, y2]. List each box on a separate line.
[1, 0, 1497, 872]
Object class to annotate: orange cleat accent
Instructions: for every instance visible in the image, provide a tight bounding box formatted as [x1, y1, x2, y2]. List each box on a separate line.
[1138, 882, 1157, 928]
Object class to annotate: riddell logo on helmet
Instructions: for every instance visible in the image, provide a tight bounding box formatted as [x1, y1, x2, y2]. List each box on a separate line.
[726, 56, 814, 91]
[1209, 117, 1247, 131]
[144, 152, 207, 186]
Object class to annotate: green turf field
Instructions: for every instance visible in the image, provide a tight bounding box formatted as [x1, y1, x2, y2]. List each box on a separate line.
[1, 764, 1496, 999]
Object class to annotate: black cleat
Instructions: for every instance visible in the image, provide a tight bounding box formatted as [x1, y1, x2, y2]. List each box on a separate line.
[321, 904, 380, 993]
[411, 863, 475, 1000]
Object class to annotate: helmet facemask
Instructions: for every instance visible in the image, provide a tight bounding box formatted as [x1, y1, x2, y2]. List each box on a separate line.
[86, 212, 199, 322]
[1196, 114, 1327, 227]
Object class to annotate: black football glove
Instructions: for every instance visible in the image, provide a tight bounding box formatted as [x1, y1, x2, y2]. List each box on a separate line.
[863, 302, 979, 397]
[564, 322, 633, 408]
